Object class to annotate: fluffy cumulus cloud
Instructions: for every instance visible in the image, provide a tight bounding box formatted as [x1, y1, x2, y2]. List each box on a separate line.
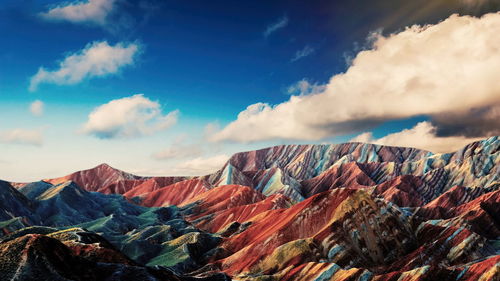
[40, 0, 116, 26]
[263, 16, 288, 37]
[350, 122, 482, 153]
[29, 41, 140, 91]
[0, 129, 43, 146]
[29, 100, 44, 116]
[81, 94, 178, 139]
[210, 13, 500, 143]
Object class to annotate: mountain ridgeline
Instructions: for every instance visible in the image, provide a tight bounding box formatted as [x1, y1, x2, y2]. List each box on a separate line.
[1, 137, 499, 280]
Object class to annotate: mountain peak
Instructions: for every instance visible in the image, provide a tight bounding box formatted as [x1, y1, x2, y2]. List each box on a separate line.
[45, 163, 144, 194]
[94, 163, 113, 169]
[91, 163, 123, 174]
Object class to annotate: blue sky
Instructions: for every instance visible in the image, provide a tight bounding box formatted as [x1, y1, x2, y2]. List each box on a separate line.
[1, 0, 500, 181]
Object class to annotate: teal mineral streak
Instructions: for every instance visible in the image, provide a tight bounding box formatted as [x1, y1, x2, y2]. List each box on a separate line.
[358, 145, 370, 163]
[368, 146, 379, 162]
[358, 271, 374, 281]
[445, 227, 464, 244]
[261, 171, 278, 194]
[438, 152, 452, 163]
[312, 145, 329, 175]
[424, 158, 434, 174]
[315, 155, 327, 175]
[481, 136, 499, 154]
[347, 142, 358, 155]
[416, 219, 442, 234]
[223, 164, 233, 185]
[455, 266, 469, 280]
[480, 155, 496, 177]
[400, 207, 413, 217]
[380, 201, 394, 215]
[313, 264, 340, 281]
[327, 244, 343, 260]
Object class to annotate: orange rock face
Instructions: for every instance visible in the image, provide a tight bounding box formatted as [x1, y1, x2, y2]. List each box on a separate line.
[190, 194, 292, 233]
[181, 185, 267, 216]
[138, 178, 211, 207]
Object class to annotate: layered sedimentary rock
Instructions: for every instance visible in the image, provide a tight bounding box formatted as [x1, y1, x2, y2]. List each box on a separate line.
[1, 136, 499, 280]
[137, 179, 212, 207]
[0, 180, 230, 280]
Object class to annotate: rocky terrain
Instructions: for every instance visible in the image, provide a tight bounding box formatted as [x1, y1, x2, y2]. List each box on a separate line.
[1, 137, 499, 280]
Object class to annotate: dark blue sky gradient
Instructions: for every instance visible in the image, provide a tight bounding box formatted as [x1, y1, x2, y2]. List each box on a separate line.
[1, 0, 499, 137]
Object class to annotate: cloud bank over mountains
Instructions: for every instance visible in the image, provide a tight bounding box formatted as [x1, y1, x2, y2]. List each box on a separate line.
[210, 13, 500, 152]
[350, 122, 483, 153]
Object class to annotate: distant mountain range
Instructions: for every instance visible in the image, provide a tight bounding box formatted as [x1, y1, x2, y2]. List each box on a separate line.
[1, 137, 499, 280]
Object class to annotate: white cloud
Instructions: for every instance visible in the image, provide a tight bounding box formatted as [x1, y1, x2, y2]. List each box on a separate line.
[0, 129, 43, 146]
[211, 13, 500, 143]
[172, 154, 230, 175]
[264, 16, 288, 37]
[29, 100, 44, 117]
[126, 154, 229, 176]
[81, 94, 179, 139]
[40, 0, 116, 27]
[204, 122, 220, 139]
[29, 41, 140, 91]
[287, 79, 326, 96]
[290, 45, 315, 62]
[349, 132, 374, 144]
[350, 122, 482, 153]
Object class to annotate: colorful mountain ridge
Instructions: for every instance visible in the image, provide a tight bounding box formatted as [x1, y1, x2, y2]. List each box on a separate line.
[0, 136, 499, 280]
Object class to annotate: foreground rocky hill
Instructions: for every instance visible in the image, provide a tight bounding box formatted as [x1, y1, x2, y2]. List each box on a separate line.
[1, 137, 499, 280]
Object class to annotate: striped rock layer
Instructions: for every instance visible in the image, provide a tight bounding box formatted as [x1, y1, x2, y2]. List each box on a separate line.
[1, 136, 499, 280]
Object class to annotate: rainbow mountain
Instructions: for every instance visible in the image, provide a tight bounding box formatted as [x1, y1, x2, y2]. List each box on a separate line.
[1, 137, 499, 280]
